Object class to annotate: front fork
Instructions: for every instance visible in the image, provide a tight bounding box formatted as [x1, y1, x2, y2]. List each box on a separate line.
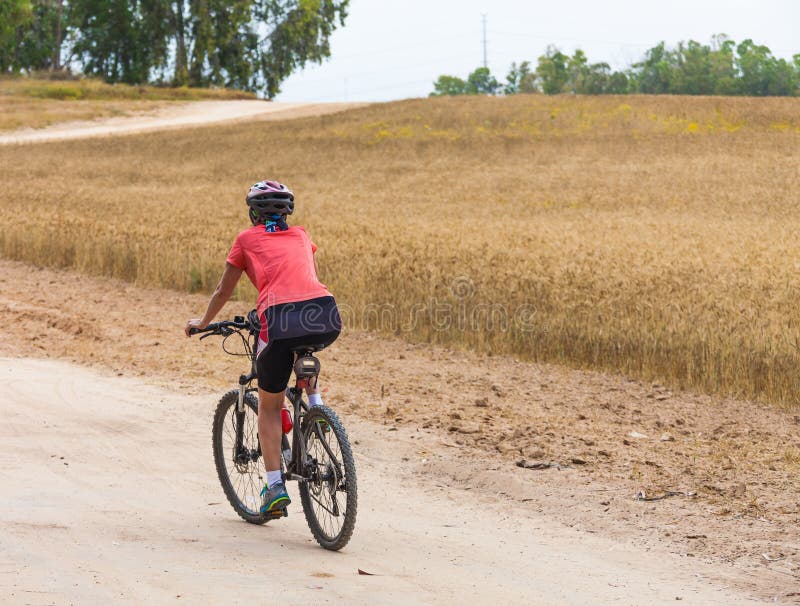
[235, 372, 255, 461]
[237, 372, 251, 413]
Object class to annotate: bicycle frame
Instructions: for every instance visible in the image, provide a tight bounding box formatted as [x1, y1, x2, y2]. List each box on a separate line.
[233, 336, 318, 484]
[284, 383, 312, 481]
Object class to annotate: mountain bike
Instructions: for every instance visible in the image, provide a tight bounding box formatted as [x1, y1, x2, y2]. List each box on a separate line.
[190, 311, 357, 551]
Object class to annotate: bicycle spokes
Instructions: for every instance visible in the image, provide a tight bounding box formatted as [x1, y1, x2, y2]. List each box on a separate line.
[305, 419, 347, 535]
[221, 402, 263, 514]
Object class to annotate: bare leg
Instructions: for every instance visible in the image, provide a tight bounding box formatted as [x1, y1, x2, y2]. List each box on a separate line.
[305, 375, 325, 407]
[305, 375, 319, 396]
[258, 388, 284, 473]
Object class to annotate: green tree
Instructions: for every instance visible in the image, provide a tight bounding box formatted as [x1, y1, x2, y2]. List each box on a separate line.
[674, 39, 713, 94]
[504, 60, 535, 94]
[69, 0, 172, 84]
[736, 38, 772, 95]
[466, 66, 498, 94]
[564, 48, 588, 93]
[3, 0, 69, 74]
[33, 0, 347, 95]
[186, 0, 256, 89]
[606, 70, 629, 94]
[493, 35, 797, 98]
[708, 34, 737, 95]
[735, 38, 798, 96]
[0, 0, 33, 72]
[257, 0, 350, 98]
[430, 67, 500, 96]
[171, 0, 189, 85]
[631, 41, 677, 94]
[582, 62, 619, 94]
[430, 74, 468, 96]
[535, 45, 569, 94]
[768, 57, 799, 96]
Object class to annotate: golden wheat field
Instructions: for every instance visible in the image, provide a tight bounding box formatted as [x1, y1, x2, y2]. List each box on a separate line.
[1, 95, 799, 404]
[0, 77, 254, 131]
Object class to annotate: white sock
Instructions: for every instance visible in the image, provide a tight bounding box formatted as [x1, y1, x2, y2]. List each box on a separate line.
[308, 393, 323, 407]
[266, 469, 282, 488]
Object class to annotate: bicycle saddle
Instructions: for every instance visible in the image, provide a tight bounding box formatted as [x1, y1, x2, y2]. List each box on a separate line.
[289, 343, 328, 353]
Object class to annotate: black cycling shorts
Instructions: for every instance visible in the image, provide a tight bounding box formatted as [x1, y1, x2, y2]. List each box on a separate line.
[256, 296, 341, 393]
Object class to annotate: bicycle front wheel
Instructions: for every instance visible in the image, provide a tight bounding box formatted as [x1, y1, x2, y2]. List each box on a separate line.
[299, 405, 357, 550]
[212, 390, 268, 525]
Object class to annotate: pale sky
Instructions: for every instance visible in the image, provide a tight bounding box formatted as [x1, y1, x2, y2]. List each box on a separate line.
[275, 0, 799, 102]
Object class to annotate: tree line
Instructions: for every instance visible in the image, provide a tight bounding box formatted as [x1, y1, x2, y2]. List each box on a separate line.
[0, 0, 349, 98]
[432, 36, 800, 97]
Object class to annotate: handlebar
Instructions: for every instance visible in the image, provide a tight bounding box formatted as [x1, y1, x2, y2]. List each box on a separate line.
[189, 316, 252, 338]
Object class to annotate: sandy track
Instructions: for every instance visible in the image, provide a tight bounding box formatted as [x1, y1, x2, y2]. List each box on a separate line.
[1, 357, 762, 605]
[0, 100, 363, 145]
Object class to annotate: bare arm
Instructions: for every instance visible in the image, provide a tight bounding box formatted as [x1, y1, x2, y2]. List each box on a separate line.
[185, 263, 243, 336]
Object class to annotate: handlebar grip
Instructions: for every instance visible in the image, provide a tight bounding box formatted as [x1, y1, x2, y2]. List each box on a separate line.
[188, 320, 253, 338]
[189, 322, 222, 336]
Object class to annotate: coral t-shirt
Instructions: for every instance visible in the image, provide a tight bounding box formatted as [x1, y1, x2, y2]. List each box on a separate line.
[226, 225, 332, 313]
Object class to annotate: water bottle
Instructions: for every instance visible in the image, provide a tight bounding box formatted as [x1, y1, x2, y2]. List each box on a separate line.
[281, 406, 293, 434]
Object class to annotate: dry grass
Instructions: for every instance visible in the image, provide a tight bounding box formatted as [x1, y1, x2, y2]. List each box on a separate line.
[0, 76, 255, 131]
[0, 76, 256, 100]
[1, 94, 799, 405]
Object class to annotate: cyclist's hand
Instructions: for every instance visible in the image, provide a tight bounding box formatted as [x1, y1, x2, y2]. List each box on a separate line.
[185, 318, 207, 337]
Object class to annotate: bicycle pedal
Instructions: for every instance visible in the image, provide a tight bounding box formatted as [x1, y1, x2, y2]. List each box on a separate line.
[267, 508, 288, 519]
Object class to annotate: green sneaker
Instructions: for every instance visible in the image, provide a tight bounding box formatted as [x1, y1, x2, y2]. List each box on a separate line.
[260, 482, 291, 513]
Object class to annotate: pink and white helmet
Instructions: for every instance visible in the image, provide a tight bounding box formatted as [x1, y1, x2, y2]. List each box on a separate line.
[246, 180, 294, 224]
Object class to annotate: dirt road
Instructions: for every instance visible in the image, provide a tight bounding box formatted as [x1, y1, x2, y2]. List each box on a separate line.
[1, 357, 763, 605]
[0, 100, 363, 145]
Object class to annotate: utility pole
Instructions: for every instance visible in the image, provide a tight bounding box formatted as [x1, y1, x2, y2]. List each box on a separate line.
[481, 14, 487, 68]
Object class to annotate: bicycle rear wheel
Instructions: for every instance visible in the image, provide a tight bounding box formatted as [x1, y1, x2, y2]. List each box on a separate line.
[212, 390, 268, 525]
[299, 405, 357, 550]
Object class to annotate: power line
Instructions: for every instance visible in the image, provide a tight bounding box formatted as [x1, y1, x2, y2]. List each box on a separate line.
[489, 29, 652, 48]
[297, 76, 436, 102]
[330, 32, 480, 61]
[284, 53, 474, 86]
[486, 24, 798, 56]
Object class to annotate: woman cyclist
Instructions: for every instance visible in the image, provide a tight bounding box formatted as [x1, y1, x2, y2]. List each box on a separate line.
[184, 180, 341, 514]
